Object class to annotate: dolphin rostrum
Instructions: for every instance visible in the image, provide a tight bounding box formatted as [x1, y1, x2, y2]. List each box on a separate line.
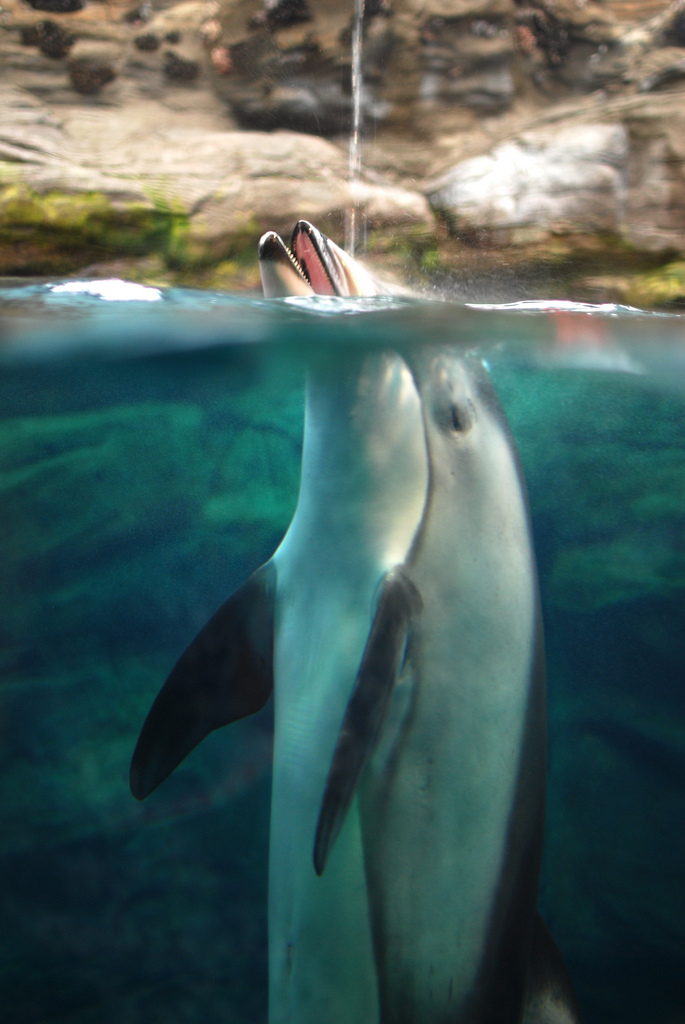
[130, 221, 581, 1024]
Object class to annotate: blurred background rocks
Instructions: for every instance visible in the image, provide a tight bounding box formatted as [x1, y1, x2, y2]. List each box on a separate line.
[2, 0, 685, 301]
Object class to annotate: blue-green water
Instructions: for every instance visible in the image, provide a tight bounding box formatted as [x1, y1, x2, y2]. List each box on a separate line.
[1, 281, 684, 1024]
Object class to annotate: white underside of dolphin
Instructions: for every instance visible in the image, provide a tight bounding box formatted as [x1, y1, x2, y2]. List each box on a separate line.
[267, 346, 427, 1024]
[130, 221, 582, 1024]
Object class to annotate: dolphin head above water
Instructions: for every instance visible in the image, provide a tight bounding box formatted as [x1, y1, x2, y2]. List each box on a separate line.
[259, 220, 380, 298]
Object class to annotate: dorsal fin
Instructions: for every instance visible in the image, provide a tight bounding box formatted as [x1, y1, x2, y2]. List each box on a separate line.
[130, 561, 276, 800]
[313, 567, 422, 875]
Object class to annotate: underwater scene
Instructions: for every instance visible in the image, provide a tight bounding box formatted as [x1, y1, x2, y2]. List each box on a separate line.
[0, 283, 684, 1024]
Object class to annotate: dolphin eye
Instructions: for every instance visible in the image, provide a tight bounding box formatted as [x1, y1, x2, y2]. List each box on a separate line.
[447, 400, 473, 434]
[450, 404, 465, 432]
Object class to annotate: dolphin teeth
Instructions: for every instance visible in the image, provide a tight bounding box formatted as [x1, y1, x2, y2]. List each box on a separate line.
[259, 221, 380, 298]
[283, 241, 310, 285]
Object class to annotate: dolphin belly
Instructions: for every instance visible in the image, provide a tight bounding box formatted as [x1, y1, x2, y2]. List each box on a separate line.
[267, 346, 429, 1024]
[267, 581, 380, 1024]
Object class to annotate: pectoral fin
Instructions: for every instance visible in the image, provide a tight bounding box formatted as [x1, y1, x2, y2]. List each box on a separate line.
[130, 561, 276, 800]
[523, 913, 583, 1024]
[313, 567, 422, 876]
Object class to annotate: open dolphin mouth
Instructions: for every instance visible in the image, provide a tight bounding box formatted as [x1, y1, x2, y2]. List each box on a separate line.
[258, 220, 378, 298]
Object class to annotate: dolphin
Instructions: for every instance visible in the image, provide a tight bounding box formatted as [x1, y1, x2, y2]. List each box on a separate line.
[130, 220, 582, 1024]
[130, 219, 429, 1024]
[314, 347, 582, 1023]
[257, 219, 382, 298]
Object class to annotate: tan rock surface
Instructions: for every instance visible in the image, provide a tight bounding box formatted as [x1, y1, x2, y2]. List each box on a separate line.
[1, 0, 685, 288]
[0, 81, 433, 274]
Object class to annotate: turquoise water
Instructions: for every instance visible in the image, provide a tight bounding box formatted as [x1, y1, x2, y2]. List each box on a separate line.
[1, 281, 684, 1024]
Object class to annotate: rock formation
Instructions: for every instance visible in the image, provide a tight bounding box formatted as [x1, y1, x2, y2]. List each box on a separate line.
[1, 0, 685, 301]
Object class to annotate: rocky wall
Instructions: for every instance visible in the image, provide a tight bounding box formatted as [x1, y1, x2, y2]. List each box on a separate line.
[2, 0, 685, 299]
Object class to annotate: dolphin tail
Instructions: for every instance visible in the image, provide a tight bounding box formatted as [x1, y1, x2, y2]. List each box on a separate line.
[313, 567, 422, 876]
[130, 561, 277, 801]
[523, 913, 583, 1024]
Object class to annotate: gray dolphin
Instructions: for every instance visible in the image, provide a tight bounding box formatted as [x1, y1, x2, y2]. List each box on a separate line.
[257, 219, 382, 298]
[315, 347, 582, 1023]
[130, 220, 581, 1024]
[130, 220, 428, 1024]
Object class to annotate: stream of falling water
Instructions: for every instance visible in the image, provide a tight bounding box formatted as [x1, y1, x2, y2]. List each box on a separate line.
[345, 0, 365, 256]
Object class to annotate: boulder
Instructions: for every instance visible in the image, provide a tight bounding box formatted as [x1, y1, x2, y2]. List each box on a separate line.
[429, 122, 629, 241]
[418, 4, 516, 114]
[350, 179, 435, 228]
[428, 96, 685, 258]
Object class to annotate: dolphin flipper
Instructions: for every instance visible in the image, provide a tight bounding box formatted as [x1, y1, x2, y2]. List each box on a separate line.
[523, 913, 583, 1024]
[314, 567, 422, 876]
[130, 561, 277, 800]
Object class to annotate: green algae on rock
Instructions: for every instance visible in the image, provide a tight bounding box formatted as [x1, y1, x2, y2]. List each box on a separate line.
[0, 182, 181, 274]
[625, 260, 685, 310]
[0, 83, 434, 281]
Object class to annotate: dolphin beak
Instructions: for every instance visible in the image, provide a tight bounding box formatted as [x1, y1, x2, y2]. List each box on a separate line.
[258, 221, 380, 298]
[258, 231, 315, 298]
